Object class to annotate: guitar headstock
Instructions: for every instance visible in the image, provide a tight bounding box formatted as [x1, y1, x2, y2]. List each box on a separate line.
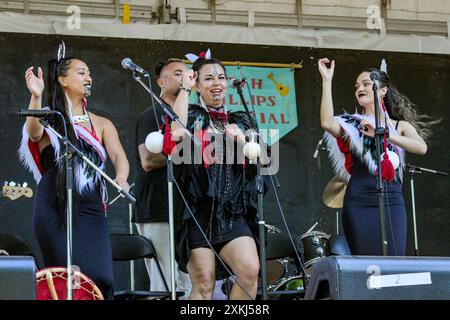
[2, 181, 33, 200]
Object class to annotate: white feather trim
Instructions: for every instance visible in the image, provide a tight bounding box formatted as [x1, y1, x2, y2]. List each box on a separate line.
[75, 125, 107, 162]
[185, 53, 198, 62]
[18, 118, 108, 194]
[323, 131, 351, 182]
[324, 113, 405, 182]
[18, 124, 42, 183]
[18, 123, 61, 184]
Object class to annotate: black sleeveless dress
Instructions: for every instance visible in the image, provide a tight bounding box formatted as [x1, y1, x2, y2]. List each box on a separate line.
[342, 154, 407, 255]
[325, 115, 408, 256]
[33, 145, 114, 299]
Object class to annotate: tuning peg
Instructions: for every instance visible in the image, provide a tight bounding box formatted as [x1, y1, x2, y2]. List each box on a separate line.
[23, 182, 28, 188]
[9, 181, 16, 187]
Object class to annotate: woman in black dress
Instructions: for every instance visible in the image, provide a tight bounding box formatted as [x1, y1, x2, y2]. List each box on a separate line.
[19, 48, 129, 299]
[170, 56, 261, 300]
[318, 58, 434, 256]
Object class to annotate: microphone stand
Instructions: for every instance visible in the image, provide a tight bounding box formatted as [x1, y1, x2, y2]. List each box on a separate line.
[234, 85, 268, 300]
[235, 85, 308, 299]
[109, 183, 136, 290]
[371, 80, 388, 256]
[129, 71, 194, 300]
[39, 116, 135, 300]
[406, 164, 447, 256]
[236, 84, 308, 297]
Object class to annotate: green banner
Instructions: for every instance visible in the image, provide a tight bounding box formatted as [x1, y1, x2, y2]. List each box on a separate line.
[189, 66, 298, 145]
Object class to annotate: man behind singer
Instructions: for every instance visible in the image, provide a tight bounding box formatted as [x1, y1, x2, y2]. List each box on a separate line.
[133, 58, 191, 298]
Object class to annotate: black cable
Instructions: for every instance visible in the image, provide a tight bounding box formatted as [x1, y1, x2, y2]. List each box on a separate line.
[242, 71, 301, 274]
[382, 113, 398, 256]
[145, 74, 180, 294]
[147, 74, 163, 130]
[146, 72, 254, 300]
[244, 74, 258, 121]
[168, 163, 255, 300]
[266, 170, 310, 288]
[383, 180, 398, 256]
[241, 72, 305, 288]
[57, 112, 68, 149]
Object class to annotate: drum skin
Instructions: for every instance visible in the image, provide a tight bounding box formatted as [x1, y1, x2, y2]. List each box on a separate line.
[36, 267, 104, 300]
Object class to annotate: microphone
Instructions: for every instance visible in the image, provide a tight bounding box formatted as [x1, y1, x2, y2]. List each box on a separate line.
[18, 109, 59, 117]
[370, 70, 381, 88]
[406, 164, 448, 176]
[228, 77, 247, 88]
[370, 70, 380, 81]
[313, 138, 324, 159]
[121, 58, 148, 74]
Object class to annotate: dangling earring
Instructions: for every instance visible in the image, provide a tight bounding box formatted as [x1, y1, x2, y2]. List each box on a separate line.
[65, 89, 74, 117]
[65, 89, 79, 140]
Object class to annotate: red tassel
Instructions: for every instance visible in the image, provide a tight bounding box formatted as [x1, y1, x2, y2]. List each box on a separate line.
[381, 152, 395, 182]
[162, 116, 177, 156]
[380, 128, 395, 182]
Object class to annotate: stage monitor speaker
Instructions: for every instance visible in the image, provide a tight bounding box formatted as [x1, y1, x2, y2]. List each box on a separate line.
[305, 256, 450, 300]
[0, 256, 36, 300]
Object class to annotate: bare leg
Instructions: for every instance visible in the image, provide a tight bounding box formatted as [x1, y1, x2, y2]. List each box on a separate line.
[187, 247, 216, 300]
[220, 236, 259, 300]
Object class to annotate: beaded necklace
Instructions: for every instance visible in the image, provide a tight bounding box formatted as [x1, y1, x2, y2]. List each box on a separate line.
[199, 96, 229, 133]
[197, 98, 236, 239]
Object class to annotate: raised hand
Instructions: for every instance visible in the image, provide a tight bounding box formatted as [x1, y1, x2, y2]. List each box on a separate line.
[318, 58, 335, 82]
[359, 119, 376, 137]
[181, 69, 197, 91]
[225, 123, 245, 144]
[25, 66, 44, 98]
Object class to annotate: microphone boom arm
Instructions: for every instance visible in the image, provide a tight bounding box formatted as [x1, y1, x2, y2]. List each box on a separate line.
[313, 138, 324, 159]
[131, 73, 195, 142]
[39, 118, 136, 203]
[406, 164, 448, 176]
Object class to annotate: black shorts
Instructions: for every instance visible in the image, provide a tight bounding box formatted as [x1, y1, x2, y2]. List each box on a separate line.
[187, 215, 253, 254]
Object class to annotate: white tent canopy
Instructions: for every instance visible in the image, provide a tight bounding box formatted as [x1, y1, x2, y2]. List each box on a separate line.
[0, 0, 449, 54]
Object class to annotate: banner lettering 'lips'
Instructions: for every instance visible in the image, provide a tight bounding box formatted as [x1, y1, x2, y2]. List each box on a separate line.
[189, 66, 298, 145]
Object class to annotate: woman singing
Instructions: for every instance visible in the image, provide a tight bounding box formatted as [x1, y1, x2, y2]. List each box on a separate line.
[170, 54, 261, 300]
[318, 58, 437, 256]
[20, 44, 129, 299]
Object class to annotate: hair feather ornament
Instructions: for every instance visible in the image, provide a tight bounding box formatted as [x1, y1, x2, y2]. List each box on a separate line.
[57, 41, 65, 62]
[380, 59, 388, 74]
[185, 49, 211, 62]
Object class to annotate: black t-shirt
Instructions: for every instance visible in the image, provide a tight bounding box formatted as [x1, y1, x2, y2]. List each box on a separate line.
[133, 106, 168, 223]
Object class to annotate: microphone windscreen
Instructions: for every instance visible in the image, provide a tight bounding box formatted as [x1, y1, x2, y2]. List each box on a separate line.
[243, 141, 261, 160]
[121, 58, 131, 69]
[370, 71, 381, 81]
[145, 131, 164, 153]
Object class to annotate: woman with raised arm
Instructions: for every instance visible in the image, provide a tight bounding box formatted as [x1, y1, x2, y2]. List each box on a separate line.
[169, 53, 262, 300]
[19, 44, 129, 299]
[318, 58, 436, 256]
